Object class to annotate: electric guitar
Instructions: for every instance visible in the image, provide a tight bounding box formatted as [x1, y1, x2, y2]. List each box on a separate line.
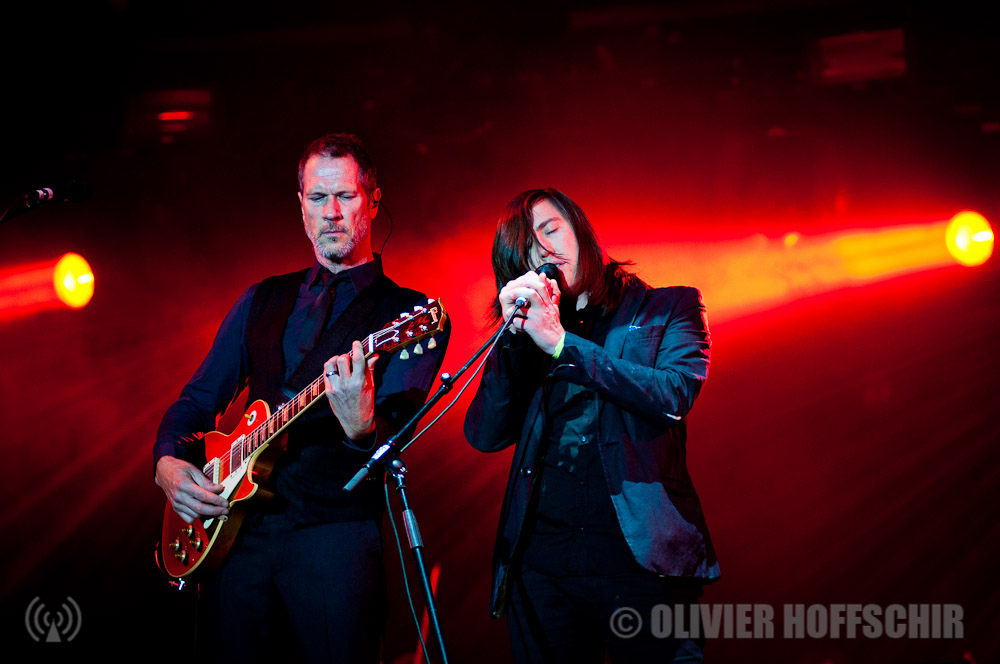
[159, 298, 447, 580]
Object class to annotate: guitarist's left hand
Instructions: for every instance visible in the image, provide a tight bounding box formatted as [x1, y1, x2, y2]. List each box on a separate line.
[324, 340, 380, 441]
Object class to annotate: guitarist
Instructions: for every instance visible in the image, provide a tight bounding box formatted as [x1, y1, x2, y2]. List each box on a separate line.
[153, 133, 449, 663]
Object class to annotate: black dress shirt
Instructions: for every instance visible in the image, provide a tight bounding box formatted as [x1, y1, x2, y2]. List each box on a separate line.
[521, 305, 641, 576]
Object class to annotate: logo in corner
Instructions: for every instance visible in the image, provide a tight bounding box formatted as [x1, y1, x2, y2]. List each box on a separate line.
[24, 596, 82, 643]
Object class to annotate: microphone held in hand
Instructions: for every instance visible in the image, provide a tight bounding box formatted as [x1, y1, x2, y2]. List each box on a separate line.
[535, 263, 560, 281]
[515, 264, 560, 309]
[515, 263, 562, 310]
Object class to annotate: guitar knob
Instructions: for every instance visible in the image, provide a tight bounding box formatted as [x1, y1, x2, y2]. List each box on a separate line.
[413, 343, 424, 355]
[427, 336, 437, 350]
[192, 537, 203, 552]
[174, 550, 189, 565]
[182, 525, 195, 539]
[170, 538, 183, 552]
[400, 349, 410, 360]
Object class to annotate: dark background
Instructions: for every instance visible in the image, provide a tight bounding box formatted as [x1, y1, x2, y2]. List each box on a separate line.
[2, 1, 998, 662]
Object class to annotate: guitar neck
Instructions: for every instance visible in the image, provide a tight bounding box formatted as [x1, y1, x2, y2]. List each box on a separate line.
[228, 297, 444, 466]
[242, 331, 380, 457]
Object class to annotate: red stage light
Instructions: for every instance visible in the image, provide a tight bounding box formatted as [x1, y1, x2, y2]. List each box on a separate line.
[157, 110, 194, 121]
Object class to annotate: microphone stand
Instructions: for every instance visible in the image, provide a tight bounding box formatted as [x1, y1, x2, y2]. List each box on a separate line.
[343, 301, 525, 664]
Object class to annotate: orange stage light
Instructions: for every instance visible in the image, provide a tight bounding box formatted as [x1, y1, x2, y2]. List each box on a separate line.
[608, 211, 992, 323]
[0, 252, 95, 322]
[53, 253, 95, 309]
[832, 224, 954, 279]
[945, 210, 994, 267]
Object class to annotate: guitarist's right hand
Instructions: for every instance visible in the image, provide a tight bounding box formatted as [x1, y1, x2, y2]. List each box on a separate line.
[155, 456, 230, 524]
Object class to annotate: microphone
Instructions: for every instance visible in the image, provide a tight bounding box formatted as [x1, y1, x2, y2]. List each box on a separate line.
[515, 264, 562, 309]
[25, 182, 93, 207]
[535, 263, 560, 281]
[1, 182, 93, 225]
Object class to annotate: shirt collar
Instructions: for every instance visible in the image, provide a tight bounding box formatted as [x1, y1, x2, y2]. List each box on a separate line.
[306, 254, 384, 294]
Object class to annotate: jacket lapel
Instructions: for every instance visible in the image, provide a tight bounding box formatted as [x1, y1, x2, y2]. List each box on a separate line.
[597, 281, 647, 422]
[602, 281, 648, 360]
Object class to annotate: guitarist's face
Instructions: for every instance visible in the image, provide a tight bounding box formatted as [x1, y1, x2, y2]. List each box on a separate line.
[298, 154, 379, 272]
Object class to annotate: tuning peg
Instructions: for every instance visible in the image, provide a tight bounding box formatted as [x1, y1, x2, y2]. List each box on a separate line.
[400, 349, 410, 360]
[427, 336, 437, 350]
[413, 343, 424, 355]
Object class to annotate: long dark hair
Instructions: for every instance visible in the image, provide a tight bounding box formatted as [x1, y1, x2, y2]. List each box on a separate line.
[488, 188, 636, 324]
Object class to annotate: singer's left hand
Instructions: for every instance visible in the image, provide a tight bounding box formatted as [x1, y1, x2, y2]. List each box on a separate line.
[498, 270, 564, 355]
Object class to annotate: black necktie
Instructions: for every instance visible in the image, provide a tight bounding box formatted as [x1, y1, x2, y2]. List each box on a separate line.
[297, 271, 334, 355]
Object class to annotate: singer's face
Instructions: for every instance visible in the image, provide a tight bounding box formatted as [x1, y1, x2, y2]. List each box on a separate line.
[298, 155, 377, 272]
[529, 199, 580, 292]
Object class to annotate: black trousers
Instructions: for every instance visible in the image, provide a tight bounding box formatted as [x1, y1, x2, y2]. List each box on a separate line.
[507, 566, 705, 664]
[195, 515, 387, 664]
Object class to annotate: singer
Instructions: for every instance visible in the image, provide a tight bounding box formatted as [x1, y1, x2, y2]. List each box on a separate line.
[464, 188, 719, 663]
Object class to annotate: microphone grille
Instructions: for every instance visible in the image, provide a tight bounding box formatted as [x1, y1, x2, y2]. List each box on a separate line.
[536, 263, 560, 280]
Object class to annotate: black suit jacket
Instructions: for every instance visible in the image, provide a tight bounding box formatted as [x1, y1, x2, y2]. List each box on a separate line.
[464, 280, 720, 617]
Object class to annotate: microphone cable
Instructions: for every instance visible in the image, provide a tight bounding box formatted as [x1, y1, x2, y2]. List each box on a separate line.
[400, 303, 524, 454]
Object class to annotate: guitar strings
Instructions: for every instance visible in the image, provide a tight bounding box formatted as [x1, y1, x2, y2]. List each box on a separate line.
[204, 321, 416, 482]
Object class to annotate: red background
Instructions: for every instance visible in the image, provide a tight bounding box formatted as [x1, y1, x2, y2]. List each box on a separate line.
[2, 3, 998, 662]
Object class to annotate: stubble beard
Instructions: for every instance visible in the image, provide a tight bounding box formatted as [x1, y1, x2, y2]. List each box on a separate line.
[311, 214, 372, 265]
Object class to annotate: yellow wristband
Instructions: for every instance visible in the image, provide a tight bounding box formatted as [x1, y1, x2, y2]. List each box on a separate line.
[552, 332, 566, 359]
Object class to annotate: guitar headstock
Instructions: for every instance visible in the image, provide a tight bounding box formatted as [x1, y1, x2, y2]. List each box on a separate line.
[370, 298, 447, 359]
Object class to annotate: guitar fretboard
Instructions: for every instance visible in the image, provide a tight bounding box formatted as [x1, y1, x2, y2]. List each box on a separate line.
[204, 299, 442, 483]
[204, 337, 377, 482]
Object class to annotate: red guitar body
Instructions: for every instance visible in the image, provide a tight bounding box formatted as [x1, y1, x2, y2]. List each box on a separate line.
[157, 297, 447, 580]
[160, 400, 285, 579]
